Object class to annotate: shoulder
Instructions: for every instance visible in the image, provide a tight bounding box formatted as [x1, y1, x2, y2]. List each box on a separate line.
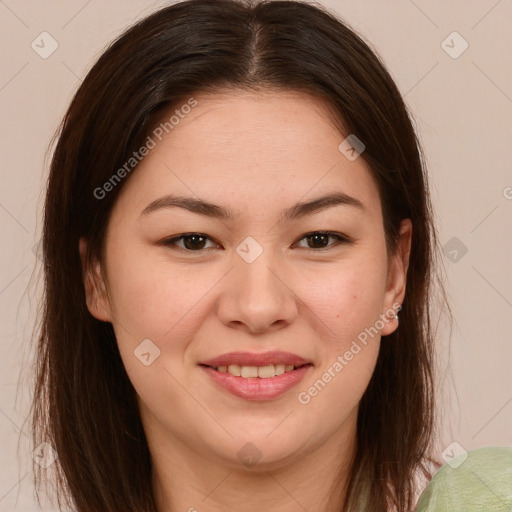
[416, 446, 512, 511]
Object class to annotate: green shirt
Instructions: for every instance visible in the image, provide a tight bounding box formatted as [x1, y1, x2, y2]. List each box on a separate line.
[416, 446, 512, 511]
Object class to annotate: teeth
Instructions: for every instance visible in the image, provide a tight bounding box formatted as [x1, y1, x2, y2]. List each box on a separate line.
[227, 364, 241, 376]
[217, 364, 302, 378]
[274, 364, 286, 375]
[241, 366, 258, 378]
[258, 365, 275, 378]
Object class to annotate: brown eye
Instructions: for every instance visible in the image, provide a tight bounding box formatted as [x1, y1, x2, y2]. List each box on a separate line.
[163, 233, 218, 251]
[295, 231, 352, 250]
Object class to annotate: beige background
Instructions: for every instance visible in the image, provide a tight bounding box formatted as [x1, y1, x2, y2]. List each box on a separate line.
[1, 0, 511, 509]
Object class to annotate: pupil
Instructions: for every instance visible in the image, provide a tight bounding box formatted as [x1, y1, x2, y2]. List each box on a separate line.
[182, 234, 330, 250]
[184, 235, 205, 250]
[308, 234, 328, 248]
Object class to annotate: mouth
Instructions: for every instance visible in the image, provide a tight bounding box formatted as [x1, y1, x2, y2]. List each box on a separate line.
[199, 350, 311, 369]
[198, 352, 313, 400]
[199, 362, 312, 379]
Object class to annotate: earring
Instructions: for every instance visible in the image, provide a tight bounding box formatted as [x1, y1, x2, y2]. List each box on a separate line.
[394, 304, 402, 323]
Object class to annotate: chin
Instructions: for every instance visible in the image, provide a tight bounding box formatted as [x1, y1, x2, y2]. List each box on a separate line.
[219, 432, 309, 471]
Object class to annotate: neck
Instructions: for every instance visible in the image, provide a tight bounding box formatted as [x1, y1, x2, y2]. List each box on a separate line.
[149, 409, 357, 512]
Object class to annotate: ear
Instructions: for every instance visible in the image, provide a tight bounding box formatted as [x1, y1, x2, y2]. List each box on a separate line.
[380, 218, 412, 336]
[78, 237, 112, 322]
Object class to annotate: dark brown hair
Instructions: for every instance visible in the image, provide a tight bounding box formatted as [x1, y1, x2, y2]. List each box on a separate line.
[30, 0, 449, 510]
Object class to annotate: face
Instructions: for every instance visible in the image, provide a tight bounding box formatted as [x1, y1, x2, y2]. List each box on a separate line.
[80, 89, 410, 473]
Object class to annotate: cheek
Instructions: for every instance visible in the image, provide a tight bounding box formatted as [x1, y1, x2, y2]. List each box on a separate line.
[106, 245, 205, 339]
[296, 262, 385, 421]
[106, 254, 202, 409]
[298, 255, 388, 345]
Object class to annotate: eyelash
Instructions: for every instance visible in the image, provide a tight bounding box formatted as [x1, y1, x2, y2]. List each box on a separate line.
[161, 231, 353, 253]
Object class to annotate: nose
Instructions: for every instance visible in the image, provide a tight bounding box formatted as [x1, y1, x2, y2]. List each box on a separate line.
[216, 251, 299, 334]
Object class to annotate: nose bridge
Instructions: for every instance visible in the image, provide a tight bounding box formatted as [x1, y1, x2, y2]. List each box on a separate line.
[216, 237, 298, 332]
[234, 240, 286, 303]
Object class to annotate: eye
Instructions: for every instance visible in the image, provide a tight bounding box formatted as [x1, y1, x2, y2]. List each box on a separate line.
[294, 231, 353, 250]
[162, 233, 219, 251]
[161, 230, 353, 253]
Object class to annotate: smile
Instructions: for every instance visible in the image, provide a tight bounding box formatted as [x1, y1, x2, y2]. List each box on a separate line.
[200, 363, 313, 400]
[209, 363, 307, 379]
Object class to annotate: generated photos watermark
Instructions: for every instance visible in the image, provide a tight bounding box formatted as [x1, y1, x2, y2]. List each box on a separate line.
[94, 97, 198, 200]
[297, 302, 401, 405]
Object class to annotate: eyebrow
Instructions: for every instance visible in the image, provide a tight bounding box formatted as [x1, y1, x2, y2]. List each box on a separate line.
[138, 191, 365, 221]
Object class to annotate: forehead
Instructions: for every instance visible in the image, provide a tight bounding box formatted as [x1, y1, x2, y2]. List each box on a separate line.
[112, 89, 381, 221]
[161, 89, 345, 161]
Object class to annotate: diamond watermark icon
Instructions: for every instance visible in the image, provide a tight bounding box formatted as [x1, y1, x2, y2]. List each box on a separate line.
[237, 442, 263, 468]
[236, 236, 263, 264]
[441, 441, 468, 469]
[32, 441, 58, 469]
[443, 236, 468, 263]
[134, 338, 161, 366]
[31, 31, 59, 59]
[441, 31, 468, 59]
[338, 134, 365, 161]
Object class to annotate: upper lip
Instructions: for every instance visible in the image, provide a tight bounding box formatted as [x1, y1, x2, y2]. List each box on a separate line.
[200, 351, 311, 368]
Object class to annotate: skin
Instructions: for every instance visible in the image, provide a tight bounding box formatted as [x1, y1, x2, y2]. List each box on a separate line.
[80, 89, 411, 512]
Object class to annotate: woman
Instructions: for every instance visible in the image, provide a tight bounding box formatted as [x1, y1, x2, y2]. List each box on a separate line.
[31, 0, 448, 510]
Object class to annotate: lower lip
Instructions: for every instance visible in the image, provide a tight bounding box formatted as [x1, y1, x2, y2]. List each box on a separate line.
[200, 364, 313, 401]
